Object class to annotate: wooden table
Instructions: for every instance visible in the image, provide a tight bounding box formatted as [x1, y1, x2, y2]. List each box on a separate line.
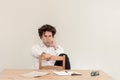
[0, 69, 113, 80]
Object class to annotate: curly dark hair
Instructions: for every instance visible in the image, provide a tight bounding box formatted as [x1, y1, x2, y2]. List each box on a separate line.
[38, 24, 56, 38]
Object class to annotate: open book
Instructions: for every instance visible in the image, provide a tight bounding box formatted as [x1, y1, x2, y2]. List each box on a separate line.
[53, 71, 82, 76]
[22, 71, 49, 78]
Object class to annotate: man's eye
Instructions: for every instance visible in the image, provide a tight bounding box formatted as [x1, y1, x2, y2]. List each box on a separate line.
[44, 35, 47, 37]
[49, 35, 52, 37]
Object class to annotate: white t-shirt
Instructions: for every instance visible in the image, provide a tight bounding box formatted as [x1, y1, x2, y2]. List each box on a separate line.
[32, 42, 64, 69]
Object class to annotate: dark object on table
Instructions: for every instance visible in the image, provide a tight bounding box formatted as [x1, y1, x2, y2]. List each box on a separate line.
[91, 71, 99, 76]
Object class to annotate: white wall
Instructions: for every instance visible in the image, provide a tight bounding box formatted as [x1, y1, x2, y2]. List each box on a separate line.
[0, 0, 120, 80]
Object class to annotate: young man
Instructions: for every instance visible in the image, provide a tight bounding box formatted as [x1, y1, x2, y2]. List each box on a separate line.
[32, 24, 70, 69]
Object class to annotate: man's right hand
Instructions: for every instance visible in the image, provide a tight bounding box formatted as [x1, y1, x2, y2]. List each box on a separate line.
[42, 53, 51, 61]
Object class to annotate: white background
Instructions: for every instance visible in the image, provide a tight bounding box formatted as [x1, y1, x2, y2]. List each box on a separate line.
[0, 0, 120, 80]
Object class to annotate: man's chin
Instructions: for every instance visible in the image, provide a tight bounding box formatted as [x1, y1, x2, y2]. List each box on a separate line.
[45, 44, 51, 47]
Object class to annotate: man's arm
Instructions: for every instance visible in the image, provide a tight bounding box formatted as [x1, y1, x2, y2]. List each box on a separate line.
[41, 52, 51, 61]
[55, 45, 65, 55]
[50, 39, 57, 50]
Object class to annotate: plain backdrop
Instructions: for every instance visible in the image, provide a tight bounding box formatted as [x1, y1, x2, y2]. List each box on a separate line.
[0, 0, 120, 80]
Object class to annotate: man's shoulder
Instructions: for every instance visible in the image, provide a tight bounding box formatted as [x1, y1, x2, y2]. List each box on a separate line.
[32, 44, 42, 49]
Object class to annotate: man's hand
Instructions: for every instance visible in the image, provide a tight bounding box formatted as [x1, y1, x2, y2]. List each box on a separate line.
[50, 40, 57, 50]
[42, 53, 51, 61]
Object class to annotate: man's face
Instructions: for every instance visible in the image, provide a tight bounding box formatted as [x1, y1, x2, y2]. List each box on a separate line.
[41, 31, 53, 47]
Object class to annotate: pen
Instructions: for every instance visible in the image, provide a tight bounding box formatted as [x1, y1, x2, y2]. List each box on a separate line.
[65, 70, 68, 73]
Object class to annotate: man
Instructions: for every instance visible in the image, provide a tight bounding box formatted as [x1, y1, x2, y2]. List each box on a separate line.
[32, 24, 70, 69]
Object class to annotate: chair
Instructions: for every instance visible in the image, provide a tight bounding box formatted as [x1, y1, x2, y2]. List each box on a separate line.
[39, 55, 65, 70]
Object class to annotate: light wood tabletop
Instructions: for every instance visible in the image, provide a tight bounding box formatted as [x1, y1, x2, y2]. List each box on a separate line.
[0, 69, 113, 80]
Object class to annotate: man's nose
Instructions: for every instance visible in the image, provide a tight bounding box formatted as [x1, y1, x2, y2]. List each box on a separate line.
[46, 37, 50, 40]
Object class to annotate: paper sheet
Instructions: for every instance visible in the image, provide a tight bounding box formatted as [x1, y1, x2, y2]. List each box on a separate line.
[22, 71, 49, 78]
[53, 71, 82, 76]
